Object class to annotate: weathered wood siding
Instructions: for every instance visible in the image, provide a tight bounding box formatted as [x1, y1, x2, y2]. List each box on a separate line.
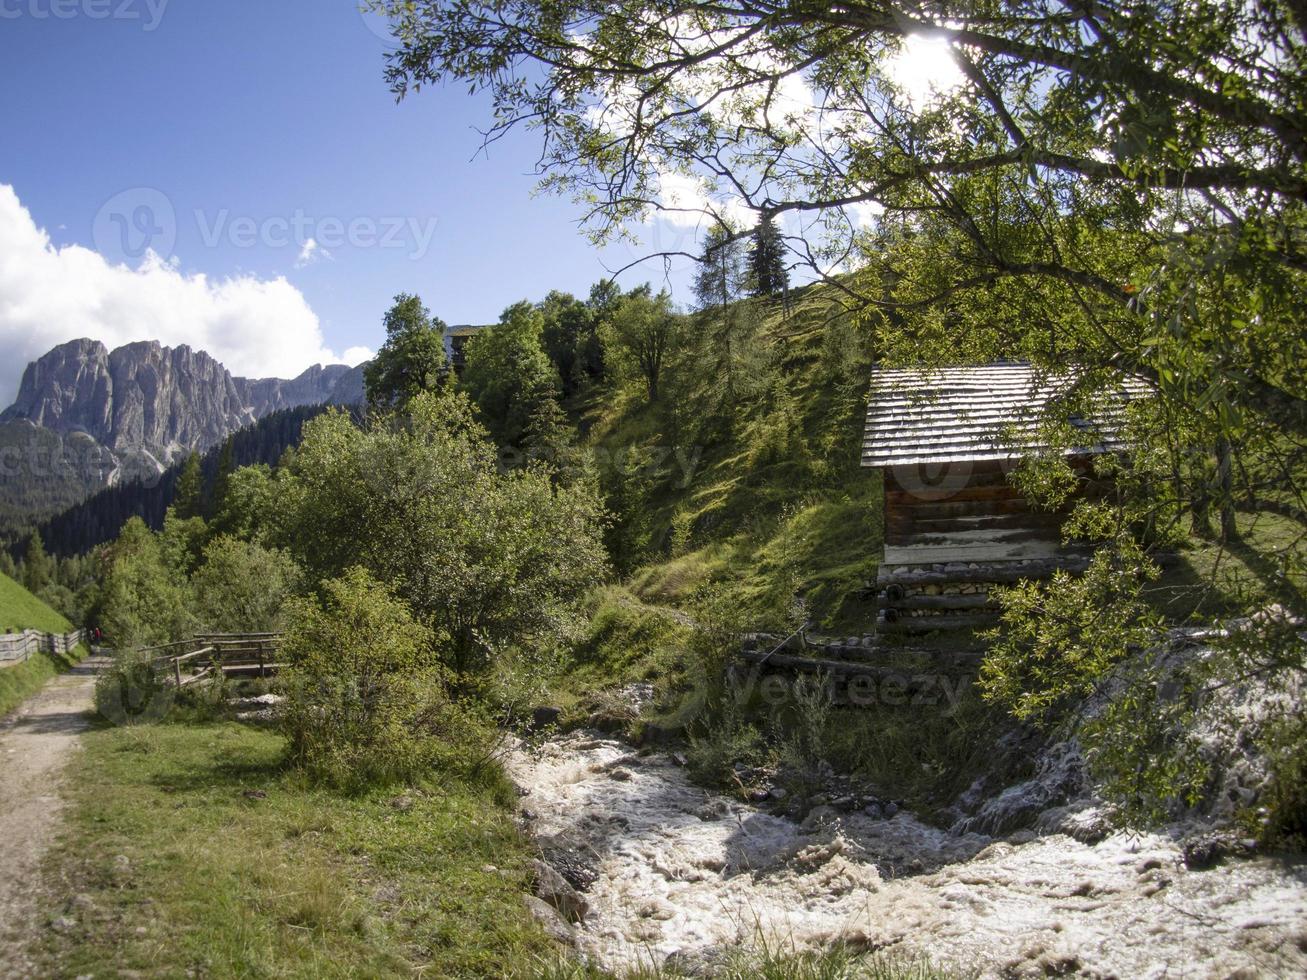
[881, 458, 1108, 565]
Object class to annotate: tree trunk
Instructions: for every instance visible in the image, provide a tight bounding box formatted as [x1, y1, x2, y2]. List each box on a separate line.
[1216, 438, 1237, 542]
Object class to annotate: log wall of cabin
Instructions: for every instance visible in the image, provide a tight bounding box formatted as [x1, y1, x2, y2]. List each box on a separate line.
[882, 458, 1100, 559]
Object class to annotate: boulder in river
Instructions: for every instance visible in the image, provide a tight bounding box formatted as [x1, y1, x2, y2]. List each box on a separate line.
[524, 895, 577, 946]
[532, 859, 590, 922]
[800, 805, 841, 833]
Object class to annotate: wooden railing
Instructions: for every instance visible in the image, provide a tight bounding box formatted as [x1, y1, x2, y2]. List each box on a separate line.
[0, 628, 87, 669]
[147, 633, 284, 687]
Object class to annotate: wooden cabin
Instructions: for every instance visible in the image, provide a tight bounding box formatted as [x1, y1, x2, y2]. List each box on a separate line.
[861, 363, 1148, 632]
[444, 324, 487, 372]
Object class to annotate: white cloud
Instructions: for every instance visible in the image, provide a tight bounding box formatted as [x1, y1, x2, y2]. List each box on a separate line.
[846, 200, 884, 229]
[0, 184, 364, 405]
[653, 170, 757, 232]
[294, 237, 331, 268]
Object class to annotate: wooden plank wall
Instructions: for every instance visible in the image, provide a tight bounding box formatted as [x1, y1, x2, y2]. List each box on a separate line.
[883, 458, 1102, 556]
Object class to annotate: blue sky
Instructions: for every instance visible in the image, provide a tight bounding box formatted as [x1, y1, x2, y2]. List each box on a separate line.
[0, 0, 705, 396]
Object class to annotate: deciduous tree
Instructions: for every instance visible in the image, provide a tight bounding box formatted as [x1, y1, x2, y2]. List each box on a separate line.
[461, 301, 561, 446]
[364, 293, 448, 411]
[602, 286, 683, 404]
[275, 392, 608, 675]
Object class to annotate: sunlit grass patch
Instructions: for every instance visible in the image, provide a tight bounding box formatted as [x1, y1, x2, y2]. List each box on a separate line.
[38, 721, 550, 978]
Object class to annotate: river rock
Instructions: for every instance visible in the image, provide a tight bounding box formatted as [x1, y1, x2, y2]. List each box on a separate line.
[537, 838, 599, 892]
[1035, 800, 1110, 843]
[531, 705, 563, 730]
[663, 946, 730, 977]
[1182, 833, 1257, 870]
[532, 859, 589, 922]
[801, 805, 841, 833]
[524, 895, 576, 946]
[636, 722, 681, 746]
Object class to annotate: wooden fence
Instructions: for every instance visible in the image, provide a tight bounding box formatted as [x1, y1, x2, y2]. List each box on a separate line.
[0, 628, 88, 668]
[142, 633, 284, 687]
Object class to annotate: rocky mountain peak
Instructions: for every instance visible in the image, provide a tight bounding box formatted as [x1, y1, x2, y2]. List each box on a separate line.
[1, 339, 366, 471]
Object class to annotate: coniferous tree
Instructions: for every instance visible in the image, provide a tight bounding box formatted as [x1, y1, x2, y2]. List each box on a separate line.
[694, 226, 746, 313]
[209, 436, 236, 520]
[522, 396, 583, 484]
[36, 405, 328, 559]
[749, 214, 789, 300]
[22, 529, 51, 594]
[693, 226, 749, 397]
[173, 453, 204, 520]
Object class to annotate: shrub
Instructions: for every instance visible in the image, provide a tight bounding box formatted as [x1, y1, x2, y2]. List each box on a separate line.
[686, 707, 764, 790]
[279, 567, 460, 791]
[95, 649, 174, 726]
[979, 536, 1165, 725]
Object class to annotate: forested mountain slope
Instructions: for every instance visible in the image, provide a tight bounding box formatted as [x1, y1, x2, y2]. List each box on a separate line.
[33, 405, 335, 558]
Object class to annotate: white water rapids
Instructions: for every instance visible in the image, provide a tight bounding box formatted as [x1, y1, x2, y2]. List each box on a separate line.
[509, 731, 1307, 978]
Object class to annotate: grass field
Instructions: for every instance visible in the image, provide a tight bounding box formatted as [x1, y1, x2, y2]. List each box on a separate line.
[0, 570, 71, 634]
[0, 571, 84, 719]
[34, 716, 964, 979]
[37, 720, 555, 979]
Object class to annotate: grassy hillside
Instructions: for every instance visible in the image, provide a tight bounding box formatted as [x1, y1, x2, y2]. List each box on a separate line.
[582, 284, 883, 634]
[555, 281, 1306, 816]
[0, 570, 71, 634]
[0, 571, 82, 718]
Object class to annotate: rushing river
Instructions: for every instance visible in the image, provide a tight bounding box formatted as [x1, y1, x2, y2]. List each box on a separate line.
[508, 730, 1307, 978]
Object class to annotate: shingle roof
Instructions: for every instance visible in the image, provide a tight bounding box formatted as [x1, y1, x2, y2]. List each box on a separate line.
[446, 325, 485, 338]
[861, 363, 1151, 468]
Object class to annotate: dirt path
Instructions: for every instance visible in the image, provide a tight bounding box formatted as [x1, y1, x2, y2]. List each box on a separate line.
[0, 657, 106, 977]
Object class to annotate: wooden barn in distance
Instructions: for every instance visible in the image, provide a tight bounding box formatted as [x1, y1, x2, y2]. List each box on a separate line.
[862, 363, 1149, 633]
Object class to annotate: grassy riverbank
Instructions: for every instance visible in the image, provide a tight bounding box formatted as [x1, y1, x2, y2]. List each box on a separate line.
[34, 713, 968, 979]
[37, 720, 552, 978]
